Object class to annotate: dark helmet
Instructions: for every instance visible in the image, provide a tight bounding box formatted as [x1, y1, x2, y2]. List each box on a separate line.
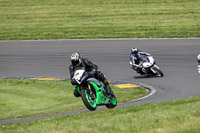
[131, 47, 139, 54]
[71, 53, 82, 67]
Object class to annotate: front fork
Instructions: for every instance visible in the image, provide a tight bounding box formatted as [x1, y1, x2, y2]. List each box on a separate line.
[87, 83, 96, 99]
[77, 83, 95, 99]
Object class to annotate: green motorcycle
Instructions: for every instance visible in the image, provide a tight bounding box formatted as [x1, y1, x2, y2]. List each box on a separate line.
[72, 67, 117, 111]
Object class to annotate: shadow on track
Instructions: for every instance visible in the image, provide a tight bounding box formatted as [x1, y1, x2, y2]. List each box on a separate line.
[133, 75, 164, 79]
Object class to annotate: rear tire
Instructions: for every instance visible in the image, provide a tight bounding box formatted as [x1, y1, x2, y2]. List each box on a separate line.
[153, 67, 164, 77]
[105, 95, 117, 109]
[81, 89, 97, 111]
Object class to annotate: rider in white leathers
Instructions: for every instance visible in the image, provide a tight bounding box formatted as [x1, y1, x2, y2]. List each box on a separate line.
[130, 47, 151, 73]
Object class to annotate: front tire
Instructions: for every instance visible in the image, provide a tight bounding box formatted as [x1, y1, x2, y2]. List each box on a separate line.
[81, 89, 97, 111]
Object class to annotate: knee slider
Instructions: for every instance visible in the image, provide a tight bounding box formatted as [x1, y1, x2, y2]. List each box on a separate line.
[73, 89, 80, 97]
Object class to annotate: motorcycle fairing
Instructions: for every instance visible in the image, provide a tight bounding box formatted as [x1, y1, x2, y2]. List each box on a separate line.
[142, 56, 154, 68]
[87, 80, 107, 105]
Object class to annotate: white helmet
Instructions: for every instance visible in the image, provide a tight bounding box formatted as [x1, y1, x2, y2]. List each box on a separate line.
[131, 47, 138, 54]
[71, 53, 82, 67]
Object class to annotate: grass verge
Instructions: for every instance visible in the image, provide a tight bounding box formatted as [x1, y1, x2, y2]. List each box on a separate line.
[0, 79, 148, 121]
[0, 0, 200, 40]
[0, 96, 199, 133]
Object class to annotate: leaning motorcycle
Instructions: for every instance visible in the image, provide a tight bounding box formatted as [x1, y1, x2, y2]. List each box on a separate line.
[130, 55, 164, 77]
[72, 67, 117, 111]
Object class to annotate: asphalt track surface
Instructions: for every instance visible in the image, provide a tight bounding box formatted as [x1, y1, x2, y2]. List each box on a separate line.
[0, 38, 200, 124]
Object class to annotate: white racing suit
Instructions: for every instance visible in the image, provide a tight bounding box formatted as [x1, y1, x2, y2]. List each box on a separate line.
[130, 51, 151, 74]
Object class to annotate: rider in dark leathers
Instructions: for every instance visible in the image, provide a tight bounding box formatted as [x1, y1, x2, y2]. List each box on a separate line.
[69, 53, 114, 97]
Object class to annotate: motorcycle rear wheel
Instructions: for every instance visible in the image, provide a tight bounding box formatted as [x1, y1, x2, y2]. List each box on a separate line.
[105, 95, 117, 109]
[153, 67, 164, 77]
[81, 89, 97, 111]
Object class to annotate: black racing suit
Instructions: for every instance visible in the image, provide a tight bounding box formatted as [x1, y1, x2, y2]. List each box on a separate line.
[69, 58, 112, 97]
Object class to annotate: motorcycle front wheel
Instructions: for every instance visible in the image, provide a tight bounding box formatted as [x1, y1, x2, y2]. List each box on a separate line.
[81, 89, 97, 111]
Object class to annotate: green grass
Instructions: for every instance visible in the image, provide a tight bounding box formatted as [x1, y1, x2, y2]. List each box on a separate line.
[0, 96, 199, 133]
[0, 0, 200, 40]
[0, 79, 148, 121]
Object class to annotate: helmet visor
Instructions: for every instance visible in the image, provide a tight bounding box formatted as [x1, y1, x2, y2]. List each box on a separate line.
[72, 60, 80, 67]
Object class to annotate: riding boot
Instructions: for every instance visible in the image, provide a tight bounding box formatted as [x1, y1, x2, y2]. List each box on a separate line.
[104, 82, 114, 97]
[95, 71, 114, 97]
[73, 87, 81, 97]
